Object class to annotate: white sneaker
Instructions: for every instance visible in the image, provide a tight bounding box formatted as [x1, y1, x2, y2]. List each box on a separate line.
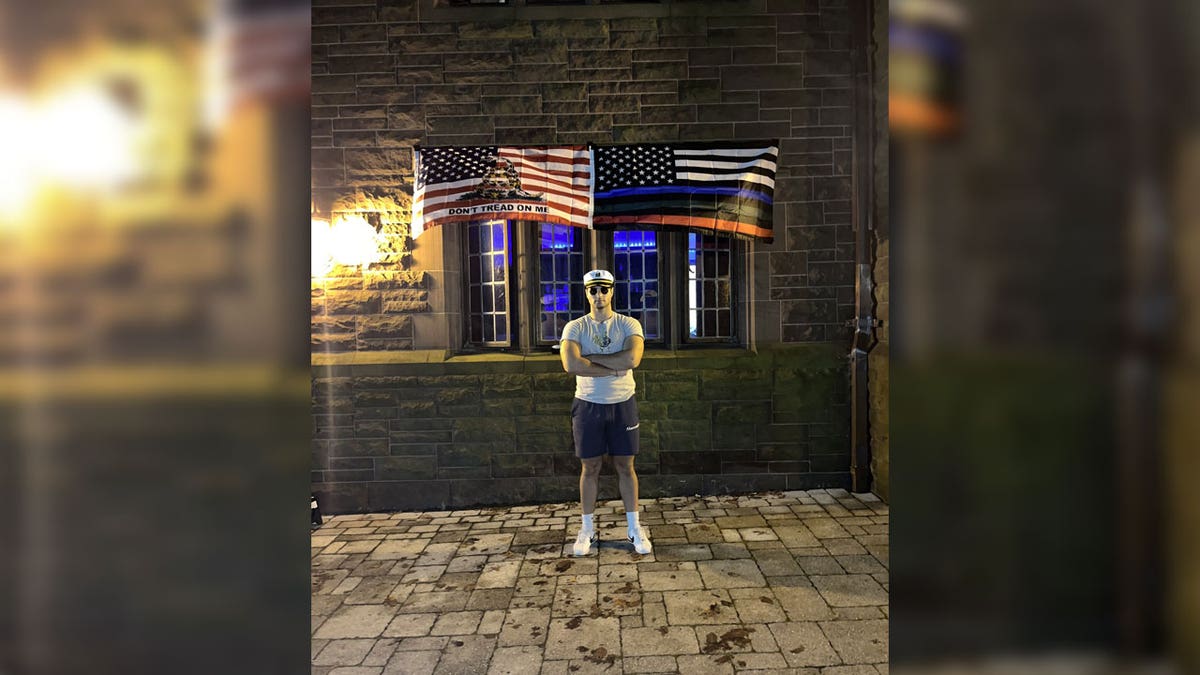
[573, 528, 598, 556]
[628, 525, 652, 555]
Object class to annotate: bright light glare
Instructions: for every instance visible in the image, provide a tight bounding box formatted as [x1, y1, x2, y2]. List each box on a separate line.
[311, 218, 333, 277]
[37, 85, 138, 188]
[0, 95, 37, 220]
[328, 215, 383, 268]
[0, 84, 139, 222]
[312, 215, 385, 277]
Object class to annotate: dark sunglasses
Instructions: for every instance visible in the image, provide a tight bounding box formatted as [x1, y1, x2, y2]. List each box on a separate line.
[588, 286, 611, 296]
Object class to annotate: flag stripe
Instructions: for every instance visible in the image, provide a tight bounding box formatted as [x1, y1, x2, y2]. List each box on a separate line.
[592, 214, 775, 240]
[594, 185, 774, 204]
[501, 159, 592, 177]
[676, 157, 778, 172]
[674, 147, 779, 158]
[677, 170, 775, 187]
[599, 179, 776, 195]
[602, 178, 776, 192]
[492, 168, 591, 192]
[499, 152, 591, 167]
[594, 194, 774, 211]
[421, 182, 590, 206]
[593, 203, 773, 226]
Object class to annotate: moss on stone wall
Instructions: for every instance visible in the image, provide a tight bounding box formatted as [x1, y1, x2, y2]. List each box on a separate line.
[313, 344, 850, 512]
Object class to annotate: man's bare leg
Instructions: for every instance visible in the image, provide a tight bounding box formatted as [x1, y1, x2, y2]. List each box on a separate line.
[612, 455, 638, 514]
[579, 457, 603, 516]
[573, 457, 604, 556]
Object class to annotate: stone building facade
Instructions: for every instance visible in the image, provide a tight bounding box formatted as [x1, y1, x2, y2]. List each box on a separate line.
[311, 0, 883, 513]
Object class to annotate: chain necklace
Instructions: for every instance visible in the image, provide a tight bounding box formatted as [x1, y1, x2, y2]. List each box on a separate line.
[591, 317, 612, 350]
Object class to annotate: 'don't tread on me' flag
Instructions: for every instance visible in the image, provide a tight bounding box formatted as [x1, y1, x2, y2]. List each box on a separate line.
[591, 141, 778, 242]
[412, 145, 592, 239]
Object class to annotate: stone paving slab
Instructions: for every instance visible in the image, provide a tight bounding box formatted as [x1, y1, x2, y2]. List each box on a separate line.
[313, 490, 888, 674]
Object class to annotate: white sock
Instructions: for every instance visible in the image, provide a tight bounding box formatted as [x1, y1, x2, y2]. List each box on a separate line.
[582, 513, 594, 532]
[626, 511, 640, 531]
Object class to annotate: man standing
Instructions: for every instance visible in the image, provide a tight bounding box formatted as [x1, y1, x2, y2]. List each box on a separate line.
[560, 269, 652, 556]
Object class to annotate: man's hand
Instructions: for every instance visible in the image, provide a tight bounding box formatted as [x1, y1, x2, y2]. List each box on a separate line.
[585, 335, 645, 371]
[561, 339, 621, 377]
[610, 370, 628, 378]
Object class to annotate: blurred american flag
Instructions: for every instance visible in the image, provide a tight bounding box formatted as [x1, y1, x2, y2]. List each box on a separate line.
[206, 0, 309, 126]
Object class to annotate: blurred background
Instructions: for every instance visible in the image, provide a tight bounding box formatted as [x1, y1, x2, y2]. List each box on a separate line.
[0, 0, 311, 672]
[888, 0, 1198, 673]
[1, 0, 1198, 672]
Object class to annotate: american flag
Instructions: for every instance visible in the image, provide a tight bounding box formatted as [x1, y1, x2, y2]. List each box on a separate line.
[591, 142, 778, 242]
[412, 146, 592, 239]
[205, 3, 310, 128]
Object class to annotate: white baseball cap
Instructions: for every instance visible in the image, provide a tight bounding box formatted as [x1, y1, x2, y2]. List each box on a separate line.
[583, 269, 615, 287]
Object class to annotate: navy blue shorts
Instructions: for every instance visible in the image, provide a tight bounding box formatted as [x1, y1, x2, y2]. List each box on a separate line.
[571, 396, 640, 459]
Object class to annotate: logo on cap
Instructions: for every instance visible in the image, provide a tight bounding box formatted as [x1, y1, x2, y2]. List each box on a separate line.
[584, 269, 615, 286]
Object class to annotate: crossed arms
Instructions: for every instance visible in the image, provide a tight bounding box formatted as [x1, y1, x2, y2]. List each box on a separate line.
[560, 335, 645, 378]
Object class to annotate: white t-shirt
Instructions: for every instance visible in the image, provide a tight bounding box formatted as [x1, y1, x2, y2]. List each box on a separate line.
[562, 313, 644, 404]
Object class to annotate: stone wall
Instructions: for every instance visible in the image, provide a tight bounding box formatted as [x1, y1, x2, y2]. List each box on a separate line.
[310, 0, 873, 511]
[311, 0, 861, 350]
[313, 344, 849, 512]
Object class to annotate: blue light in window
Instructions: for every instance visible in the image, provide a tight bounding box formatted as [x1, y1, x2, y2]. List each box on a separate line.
[614, 230, 657, 251]
[541, 284, 572, 313]
[540, 226, 576, 251]
[491, 222, 505, 252]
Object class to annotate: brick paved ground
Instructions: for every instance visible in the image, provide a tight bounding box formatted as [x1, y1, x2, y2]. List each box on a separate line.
[312, 489, 889, 674]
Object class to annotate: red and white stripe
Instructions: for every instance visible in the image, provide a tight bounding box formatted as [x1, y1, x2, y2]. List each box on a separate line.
[206, 5, 310, 127]
[413, 146, 592, 238]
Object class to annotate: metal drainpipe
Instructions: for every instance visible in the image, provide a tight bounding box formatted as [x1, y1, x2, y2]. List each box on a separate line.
[848, 0, 878, 494]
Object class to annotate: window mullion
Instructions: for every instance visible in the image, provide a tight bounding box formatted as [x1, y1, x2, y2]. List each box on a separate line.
[666, 231, 681, 350]
[536, 223, 589, 346]
[514, 221, 531, 352]
[592, 228, 610, 272]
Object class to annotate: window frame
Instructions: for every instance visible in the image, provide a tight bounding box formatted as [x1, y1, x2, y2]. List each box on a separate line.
[681, 231, 741, 346]
[599, 228, 746, 350]
[528, 223, 592, 349]
[460, 219, 595, 352]
[610, 229, 666, 345]
[457, 221, 748, 353]
[462, 220, 517, 349]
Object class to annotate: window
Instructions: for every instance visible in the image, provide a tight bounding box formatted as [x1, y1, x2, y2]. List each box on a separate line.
[538, 223, 587, 344]
[461, 221, 741, 350]
[465, 220, 512, 346]
[612, 231, 661, 340]
[687, 232, 735, 341]
[463, 220, 589, 349]
[608, 229, 741, 346]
